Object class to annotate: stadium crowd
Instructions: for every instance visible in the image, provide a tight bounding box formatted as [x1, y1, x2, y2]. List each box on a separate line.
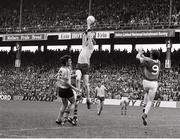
[0, 0, 180, 33]
[0, 49, 180, 101]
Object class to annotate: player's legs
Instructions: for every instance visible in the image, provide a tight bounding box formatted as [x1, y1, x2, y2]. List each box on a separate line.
[64, 104, 70, 120]
[144, 89, 156, 115]
[97, 99, 100, 115]
[124, 98, 129, 115]
[63, 91, 78, 125]
[142, 90, 156, 126]
[76, 69, 82, 91]
[100, 100, 104, 111]
[73, 101, 78, 123]
[56, 98, 68, 125]
[65, 96, 77, 126]
[121, 102, 125, 115]
[83, 74, 90, 99]
[72, 91, 79, 125]
[142, 80, 158, 126]
[99, 100, 104, 115]
[67, 96, 76, 117]
[142, 80, 150, 112]
[124, 102, 127, 115]
[143, 91, 148, 112]
[83, 74, 91, 109]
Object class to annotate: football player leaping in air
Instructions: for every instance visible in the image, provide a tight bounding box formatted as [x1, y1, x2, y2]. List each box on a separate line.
[136, 48, 161, 126]
[76, 20, 96, 109]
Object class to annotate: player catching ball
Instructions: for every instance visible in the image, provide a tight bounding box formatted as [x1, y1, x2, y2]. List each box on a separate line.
[76, 15, 96, 109]
[136, 47, 160, 126]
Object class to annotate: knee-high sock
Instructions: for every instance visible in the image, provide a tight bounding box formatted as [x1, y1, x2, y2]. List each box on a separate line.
[144, 93, 148, 106]
[73, 103, 78, 118]
[144, 100, 152, 115]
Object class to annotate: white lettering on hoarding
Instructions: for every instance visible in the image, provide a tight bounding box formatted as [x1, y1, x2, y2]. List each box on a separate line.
[21, 35, 30, 40]
[3, 34, 47, 41]
[115, 31, 174, 38]
[59, 33, 71, 40]
[95, 32, 110, 39]
[0, 95, 11, 101]
[80, 98, 176, 108]
[71, 32, 83, 39]
[6, 36, 20, 41]
[32, 35, 43, 40]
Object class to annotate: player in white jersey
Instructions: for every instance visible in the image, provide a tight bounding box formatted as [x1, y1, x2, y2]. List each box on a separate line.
[63, 67, 83, 126]
[136, 49, 160, 126]
[76, 29, 96, 109]
[54, 55, 79, 126]
[95, 81, 107, 115]
[120, 94, 129, 115]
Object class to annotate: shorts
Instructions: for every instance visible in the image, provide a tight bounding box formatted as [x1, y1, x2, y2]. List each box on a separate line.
[142, 79, 158, 93]
[58, 87, 74, 98]
[121, 97, 129, 103]
[77, 63, 89, 75]
[97, 96, 105, 102]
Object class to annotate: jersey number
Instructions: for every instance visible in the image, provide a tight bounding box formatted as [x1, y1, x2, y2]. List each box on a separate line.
[152, 65, 159, 75]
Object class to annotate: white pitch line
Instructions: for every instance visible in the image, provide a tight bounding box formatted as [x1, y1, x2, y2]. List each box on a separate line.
[1, 124, 180, 133]
[0, 132, 33, 138]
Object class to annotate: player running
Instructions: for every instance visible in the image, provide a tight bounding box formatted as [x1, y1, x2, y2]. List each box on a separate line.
[95, 81, 107, 116]
[54, 55, 79, 126]
[136, 48, 160, 126]
[76, 29, 96, 109]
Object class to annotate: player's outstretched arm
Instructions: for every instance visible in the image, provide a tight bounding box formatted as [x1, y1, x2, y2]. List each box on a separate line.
[136, 50, 144, 61]
[92, 38, 96, 45]
[136, 49, 151, 63]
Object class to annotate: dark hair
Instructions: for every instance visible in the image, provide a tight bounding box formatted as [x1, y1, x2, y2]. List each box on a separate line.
[60, 55, 71, 66]
[151, 50, 160, 60]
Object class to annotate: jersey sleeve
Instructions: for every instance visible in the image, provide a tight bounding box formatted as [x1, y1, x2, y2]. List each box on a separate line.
[141, 56, 152, 67]
[102, 85, 107, 90]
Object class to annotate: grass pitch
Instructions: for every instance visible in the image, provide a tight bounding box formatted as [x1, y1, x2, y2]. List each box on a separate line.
[0, 100, 180, 138]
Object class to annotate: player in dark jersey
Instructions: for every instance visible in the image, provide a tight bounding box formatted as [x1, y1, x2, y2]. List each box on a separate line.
[136, 48, 160, 126]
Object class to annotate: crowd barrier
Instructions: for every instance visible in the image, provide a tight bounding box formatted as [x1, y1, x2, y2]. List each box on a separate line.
[0, 94, 178, 108]
[81, 98, 177, 108]
[12, 95, 57, 102]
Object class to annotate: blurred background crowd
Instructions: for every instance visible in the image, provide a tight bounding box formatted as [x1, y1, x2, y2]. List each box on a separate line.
[0, 0, 180, 33]
[0, 49, 179, 101]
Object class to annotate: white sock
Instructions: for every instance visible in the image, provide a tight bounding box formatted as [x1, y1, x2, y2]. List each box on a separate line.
[145, 101, 152, 115]
[143, 93, 148, 106]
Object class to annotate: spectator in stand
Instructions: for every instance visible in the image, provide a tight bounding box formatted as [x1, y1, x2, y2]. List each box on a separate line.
[0, 0, 179, 33]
